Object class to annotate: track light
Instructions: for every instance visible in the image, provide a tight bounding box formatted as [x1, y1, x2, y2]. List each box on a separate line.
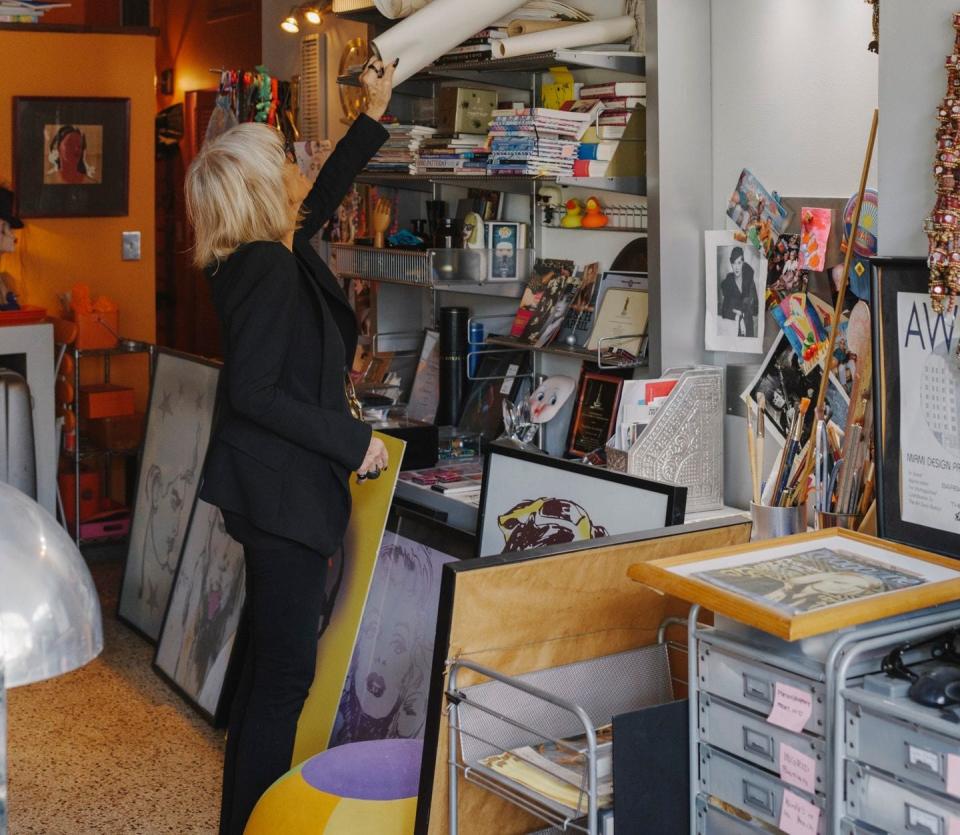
[279, 3, 328, 33]
[281, 9, 299, 32]
[303, 5, 322, 24]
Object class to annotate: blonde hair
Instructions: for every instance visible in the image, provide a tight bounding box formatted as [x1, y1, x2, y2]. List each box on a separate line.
[185, 122, 293, 268]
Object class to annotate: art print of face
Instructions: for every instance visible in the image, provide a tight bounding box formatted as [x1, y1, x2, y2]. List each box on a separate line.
[528, 376, 575, 423]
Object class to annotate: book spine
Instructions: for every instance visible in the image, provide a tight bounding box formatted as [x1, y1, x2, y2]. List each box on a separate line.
[579, 82, 647, 98]
[573, 159, 608, 177]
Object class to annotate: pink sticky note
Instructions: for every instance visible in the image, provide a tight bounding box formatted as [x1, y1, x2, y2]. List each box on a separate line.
[767, 682, 813, 733]
[948, 753, 960, 798]
[950, 818, 960, 835]
[780, 743, 817, 794]
[779, 789, 821, 835]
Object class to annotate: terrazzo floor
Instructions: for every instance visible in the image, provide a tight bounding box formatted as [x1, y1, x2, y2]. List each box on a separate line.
[6, 557, 225, 834]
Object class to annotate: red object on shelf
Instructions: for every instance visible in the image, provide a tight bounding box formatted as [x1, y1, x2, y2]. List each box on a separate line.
[0, 306, 47, 326]
[79, 383, 135, 419]
[60, 469, 101, 525]
[79, 504, 130, 541]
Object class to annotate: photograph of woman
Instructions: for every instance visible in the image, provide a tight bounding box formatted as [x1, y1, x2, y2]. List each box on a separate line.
[184, 58, 395, 835]
[704, 231, 766, 353]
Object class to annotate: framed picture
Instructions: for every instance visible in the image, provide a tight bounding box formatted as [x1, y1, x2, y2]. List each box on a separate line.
[704, 230, 766, 354]
[153, 500, 245, 723]
[13, 97, 130, 218]
[627, 529, 960, 640]
[566, 370, 623, 458]
[118, 349, 221, 642]
[873, 257, 960, 558]
[476, 442, 686, 558]
[486, 221, 521, 280]
[585, 279, 649, 358]
[328, 502, 474, 748]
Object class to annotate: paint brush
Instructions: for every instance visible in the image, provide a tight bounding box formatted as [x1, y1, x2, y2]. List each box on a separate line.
[757, 393, 766, 500]
[747, 403, 759, 505]
[774, 397, 811, 506]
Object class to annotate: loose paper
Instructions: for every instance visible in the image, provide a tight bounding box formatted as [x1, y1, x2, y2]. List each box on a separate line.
[495, 16, 637, 60]
[951, 818, 960, 835]
[799, 208, 832, 272]
[779, 743, 817, 794]
[948, 753, 960, 798]
[897, 293, 960, 534]
[372, 0, 528, 85]
[779, 790, 820, 835]
[767, 682, 812, 733]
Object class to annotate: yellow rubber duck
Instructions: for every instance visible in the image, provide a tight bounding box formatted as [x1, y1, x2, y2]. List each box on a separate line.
[561, 198, 584, 228]
[581, 196, 609, 229]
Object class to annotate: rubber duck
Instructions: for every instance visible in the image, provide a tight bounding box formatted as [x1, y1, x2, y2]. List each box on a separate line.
[582, 196, 609, 229]
[561, 198, 584, 228]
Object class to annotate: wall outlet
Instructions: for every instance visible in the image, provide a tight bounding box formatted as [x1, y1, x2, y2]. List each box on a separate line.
[121, 231, 141, 261]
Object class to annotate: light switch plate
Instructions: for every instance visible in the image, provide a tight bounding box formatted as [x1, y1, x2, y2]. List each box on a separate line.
[121, 231, 141, 261]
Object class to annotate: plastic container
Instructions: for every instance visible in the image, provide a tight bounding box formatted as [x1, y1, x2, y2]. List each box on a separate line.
[79, 383, 135, 419]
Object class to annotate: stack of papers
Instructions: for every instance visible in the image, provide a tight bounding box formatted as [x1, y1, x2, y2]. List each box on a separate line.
[364, 124, 437, 174]
[487, 106, 592, 176]
[414, 134, 490, 175]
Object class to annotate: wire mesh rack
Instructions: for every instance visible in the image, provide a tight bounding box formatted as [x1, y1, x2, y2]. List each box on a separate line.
[447, 644, 676, 834]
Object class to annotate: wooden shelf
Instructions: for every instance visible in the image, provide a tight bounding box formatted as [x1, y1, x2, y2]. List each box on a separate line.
[486, 334, 650, 370]
[0, 22, 159, 35]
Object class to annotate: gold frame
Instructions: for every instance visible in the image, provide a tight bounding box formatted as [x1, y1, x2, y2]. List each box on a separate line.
[627, 529, 960, 640]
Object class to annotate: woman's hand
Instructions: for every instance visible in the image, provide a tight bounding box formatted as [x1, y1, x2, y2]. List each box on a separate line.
[361, 58, 396, 122]
[357, 435, 389, 477]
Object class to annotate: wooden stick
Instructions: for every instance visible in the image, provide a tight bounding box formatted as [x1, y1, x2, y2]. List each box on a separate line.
[799, 108, 879, 503]
[747, 403, 759, 504]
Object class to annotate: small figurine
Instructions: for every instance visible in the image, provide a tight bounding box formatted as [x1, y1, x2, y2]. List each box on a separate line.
[560, 198, 584, 228]
[582, 196, 609, 229]
[537, 185, 564, 227]
[462, 211, 485, 249]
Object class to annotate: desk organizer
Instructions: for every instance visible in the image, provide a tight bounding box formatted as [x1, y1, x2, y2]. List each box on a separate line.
[605, 366, 724, 514]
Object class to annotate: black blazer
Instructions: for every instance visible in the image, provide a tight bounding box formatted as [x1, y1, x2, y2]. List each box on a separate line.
[199, 114, 389, 554]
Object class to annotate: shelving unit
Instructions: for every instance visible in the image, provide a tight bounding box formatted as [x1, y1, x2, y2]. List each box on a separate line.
[485, 335, 649, 372]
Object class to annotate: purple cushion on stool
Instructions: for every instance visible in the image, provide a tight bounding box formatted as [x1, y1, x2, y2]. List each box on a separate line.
[302, 739, 423, 801]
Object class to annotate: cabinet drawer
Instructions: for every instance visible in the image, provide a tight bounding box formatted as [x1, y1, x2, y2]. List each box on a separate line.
[696, 795, 771, 834]
[698, 640, 826, 736]
[847, 699, 960, 799]
[700, 692, 826, 794]
[846, 761, 960, 835]
[699, 745, 826, 835]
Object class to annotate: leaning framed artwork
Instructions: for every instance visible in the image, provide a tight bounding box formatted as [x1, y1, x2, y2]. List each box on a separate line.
[872, 257, 960, 558]
[118, 349, 221, 642]
[13, 97, 130, 218]
[476, 442, 686, 558]
[627, 529, 960, 640]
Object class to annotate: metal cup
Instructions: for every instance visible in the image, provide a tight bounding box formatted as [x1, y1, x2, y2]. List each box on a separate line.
[750, 502, 808, 541]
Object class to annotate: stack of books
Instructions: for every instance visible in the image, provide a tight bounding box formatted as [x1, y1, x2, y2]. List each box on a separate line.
[487, 104, 598, 176]
[0, 0, 70, 22]
[573, 82, 647, 177]
[414, 134, 490, 176]
[364, 124, 437, 174]
[433, 27, 508, 65]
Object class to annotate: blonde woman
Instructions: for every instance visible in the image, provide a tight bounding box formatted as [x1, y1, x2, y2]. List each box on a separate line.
[185, 59, 394, 835]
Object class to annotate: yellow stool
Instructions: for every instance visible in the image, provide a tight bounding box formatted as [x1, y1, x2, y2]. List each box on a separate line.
[244, 739, 421, 835]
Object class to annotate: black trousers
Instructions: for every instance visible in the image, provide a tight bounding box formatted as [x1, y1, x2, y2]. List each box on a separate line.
[218, 511, 329, 835]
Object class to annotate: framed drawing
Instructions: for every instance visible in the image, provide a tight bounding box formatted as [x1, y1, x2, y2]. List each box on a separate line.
[13, 97, 130, 218]
[627, 529, 960, 640]
[873, 257, 960, 558]
[566, 370, 623, 458]
[329, 502, 474, 748]
[118, 349, 221, 642]
[476, 443, 686, 558]
[154, 500, 245, 724]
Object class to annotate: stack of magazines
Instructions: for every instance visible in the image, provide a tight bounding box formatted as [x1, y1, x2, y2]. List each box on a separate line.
[0, 0, 70, 22]
[479, 723, 613, 814]
[414, 134, 490, 175]
[364, 124, 437, 174]
[433, 27, 508, 66]
[487, 104, 597, 176]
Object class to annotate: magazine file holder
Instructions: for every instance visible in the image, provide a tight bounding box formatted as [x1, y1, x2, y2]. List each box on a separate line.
[605, 365, 724, 513]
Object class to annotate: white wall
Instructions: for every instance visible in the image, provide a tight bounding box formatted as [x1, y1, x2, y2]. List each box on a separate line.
[878, 0, 954, 257]
[711, 0, 878, 226]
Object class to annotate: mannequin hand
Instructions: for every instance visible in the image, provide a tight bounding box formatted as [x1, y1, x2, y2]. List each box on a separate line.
[358, 436, 389, 478]
[372, 197, 392, 249]
[361, 58, 396, 121]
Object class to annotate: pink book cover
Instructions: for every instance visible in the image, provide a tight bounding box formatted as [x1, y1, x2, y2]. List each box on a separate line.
[799, 208, 832, 272]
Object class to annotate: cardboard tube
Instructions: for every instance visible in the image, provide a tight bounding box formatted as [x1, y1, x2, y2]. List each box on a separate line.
[496, 15, 637, 60]
[373, 0, 427, 20]
[372, 0, 529, 85]
[506, 19, 577, 37]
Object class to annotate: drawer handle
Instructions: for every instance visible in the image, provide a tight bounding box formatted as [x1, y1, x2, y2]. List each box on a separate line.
[743, 727, 775, 762]
[905, 802, 943, 835]
[743, 674, 772, 704]
[742, 780, 774, 817]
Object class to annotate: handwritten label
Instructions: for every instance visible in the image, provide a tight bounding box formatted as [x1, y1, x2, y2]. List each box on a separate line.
[780, 743, 817, 794]
[909, 745, 942, 775]
[767, 682, 813, 733]
[779, 789, 820, 835]
[948, 753, 960, 798]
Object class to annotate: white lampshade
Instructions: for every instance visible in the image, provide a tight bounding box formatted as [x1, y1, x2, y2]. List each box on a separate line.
[0, 482, 102, 688]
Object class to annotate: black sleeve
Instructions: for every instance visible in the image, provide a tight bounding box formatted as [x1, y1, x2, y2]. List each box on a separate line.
[224, 248, 372, 470]
[297, 114, 390, 240]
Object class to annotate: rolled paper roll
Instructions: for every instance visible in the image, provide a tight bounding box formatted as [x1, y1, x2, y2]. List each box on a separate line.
[373, 0, 428, 19]
[495, 15, 637, 60]
[372, 0, 529, 85]
[505, 19, 576, 38]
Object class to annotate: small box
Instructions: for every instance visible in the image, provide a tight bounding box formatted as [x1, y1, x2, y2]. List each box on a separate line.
[85, 412, 144, 451]
[79, 383, 135, 419]
[73, 310, 119, 350]
[60, 469, 101, 525]
[437, 87, 498, 136]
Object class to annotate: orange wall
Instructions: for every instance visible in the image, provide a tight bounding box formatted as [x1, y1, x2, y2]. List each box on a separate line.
[0, 30, 156, 403]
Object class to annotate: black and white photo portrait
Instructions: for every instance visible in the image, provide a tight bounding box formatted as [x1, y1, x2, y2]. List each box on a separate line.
[704, 230, 766, 353]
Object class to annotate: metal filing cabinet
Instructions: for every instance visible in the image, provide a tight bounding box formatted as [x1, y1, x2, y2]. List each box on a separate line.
[695, 795, 772, 834]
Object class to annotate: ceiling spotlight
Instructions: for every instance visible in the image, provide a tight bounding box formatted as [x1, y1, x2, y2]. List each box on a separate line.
[303, 5, 323, 24]
[281, 8, 299, 32]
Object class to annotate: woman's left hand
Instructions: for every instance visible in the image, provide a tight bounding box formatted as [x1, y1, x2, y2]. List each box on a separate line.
[361, 58, 396, 122]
